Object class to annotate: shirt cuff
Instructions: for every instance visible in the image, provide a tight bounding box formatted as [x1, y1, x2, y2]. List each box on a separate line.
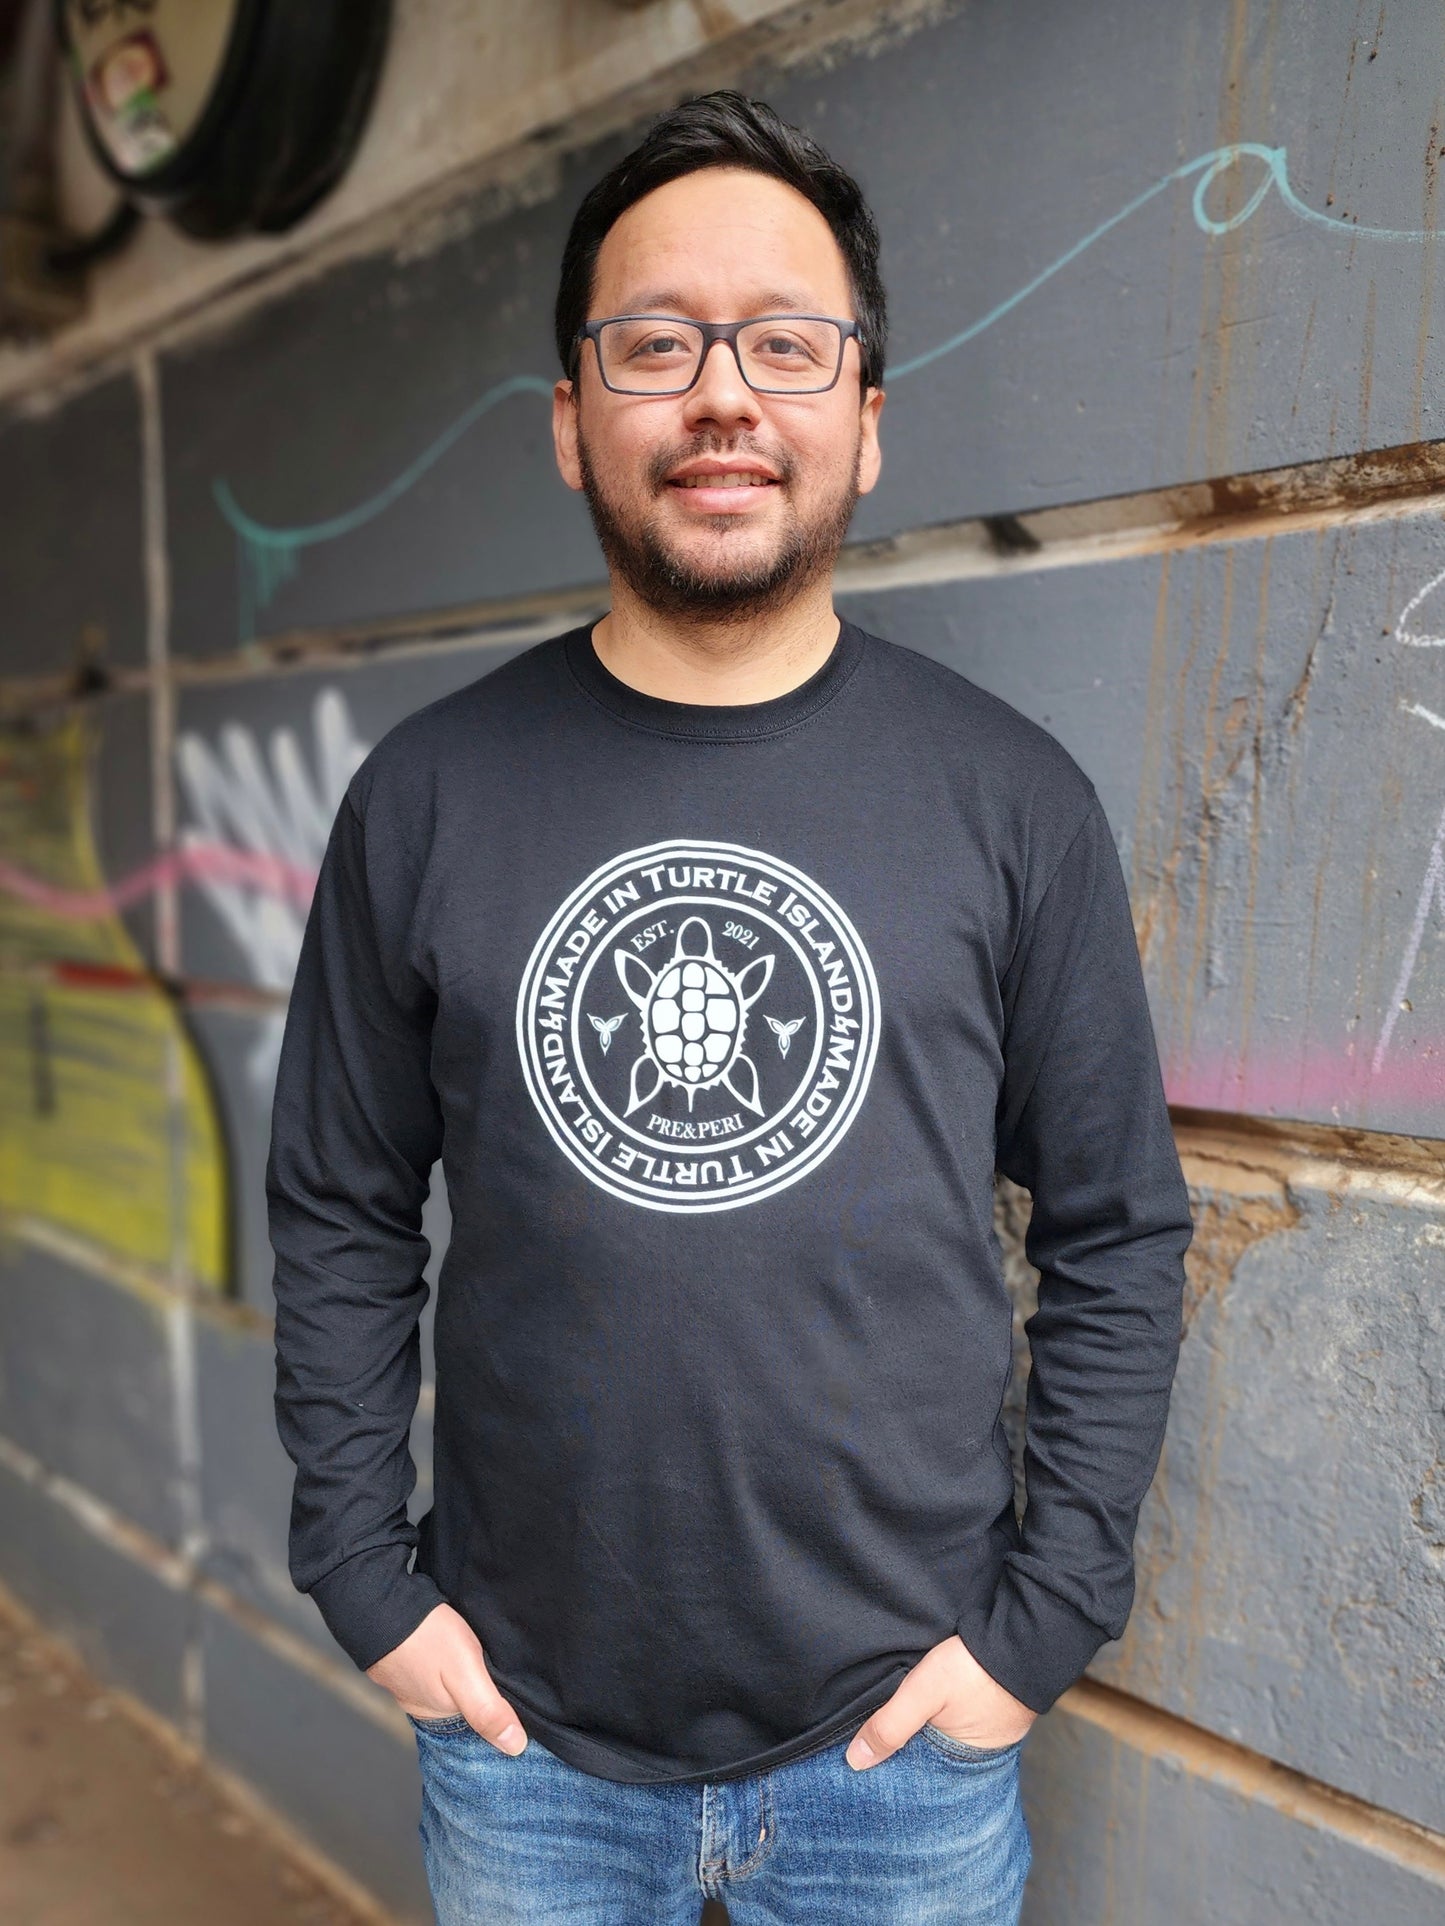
[307, 1544, 448, 1673]
[955, 1565, 1113, 1714]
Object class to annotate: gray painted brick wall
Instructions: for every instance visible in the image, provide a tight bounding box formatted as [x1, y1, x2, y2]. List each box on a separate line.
[0, 0, 1440, 1916]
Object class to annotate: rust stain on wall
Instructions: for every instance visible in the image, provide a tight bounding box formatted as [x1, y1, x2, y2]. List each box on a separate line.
[1413, 91, 1442, 436]
[1180, 1183, 1301, 1334]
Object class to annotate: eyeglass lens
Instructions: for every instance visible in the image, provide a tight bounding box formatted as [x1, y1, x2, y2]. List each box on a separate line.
[598, 318, 843, 392]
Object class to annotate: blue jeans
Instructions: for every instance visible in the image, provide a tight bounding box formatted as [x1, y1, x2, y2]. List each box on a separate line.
[410, 1711, 1032, 1924]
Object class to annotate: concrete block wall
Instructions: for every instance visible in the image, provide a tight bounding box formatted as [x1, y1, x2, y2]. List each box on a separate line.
[0, 0, 1441, 1917]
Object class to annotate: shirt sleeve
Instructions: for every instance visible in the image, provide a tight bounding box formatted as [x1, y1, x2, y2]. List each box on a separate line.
[266, 786, 448, 1672]
[956, 793, 1194, 1714]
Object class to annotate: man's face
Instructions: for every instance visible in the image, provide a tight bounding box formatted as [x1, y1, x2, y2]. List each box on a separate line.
[553, 167, 884, 620]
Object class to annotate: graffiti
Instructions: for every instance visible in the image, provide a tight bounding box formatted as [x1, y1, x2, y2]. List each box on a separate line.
[886, 141, 1444, 380]
[0, 690, 369, 1285]
[0, 714, 229, 1291]
[1373, 798, 1445, 1077]
[212, 141, 1445, 639]
[1394, 565, 1445, 649]
[213, 375, 554, 641]
[0, 690, 366, 1093]
[1371, 564, 1445, 1075]
[174, 686, 371, 1089]
[1374, 699, 1445, 1077]
[0, 842, 315, 920]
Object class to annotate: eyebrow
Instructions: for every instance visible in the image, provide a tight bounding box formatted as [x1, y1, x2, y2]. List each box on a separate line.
[613, 289, 831, 316]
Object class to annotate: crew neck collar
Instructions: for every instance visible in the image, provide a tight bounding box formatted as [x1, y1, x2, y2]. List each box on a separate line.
[563, 617, 866, 743]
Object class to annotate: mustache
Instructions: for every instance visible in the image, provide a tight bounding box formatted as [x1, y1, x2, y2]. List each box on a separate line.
[646, 433, 796, 492]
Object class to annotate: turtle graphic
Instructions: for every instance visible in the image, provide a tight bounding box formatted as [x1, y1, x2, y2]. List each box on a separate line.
[615, 916, 774, 1116]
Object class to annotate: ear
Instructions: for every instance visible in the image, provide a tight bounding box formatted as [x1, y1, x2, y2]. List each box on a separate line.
[856, 384, 884, 498]
[553, 376, 583, 492]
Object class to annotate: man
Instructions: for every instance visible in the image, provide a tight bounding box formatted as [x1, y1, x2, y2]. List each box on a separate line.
[268, 91, 1194, 1924]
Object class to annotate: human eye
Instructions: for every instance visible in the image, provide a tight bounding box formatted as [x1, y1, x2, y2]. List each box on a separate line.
[616, 323, 694, 364]
[746, 320, 833, 370]
[758, 330, 813, 360]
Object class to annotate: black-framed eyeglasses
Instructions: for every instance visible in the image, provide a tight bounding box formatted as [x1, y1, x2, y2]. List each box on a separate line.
[576, 314, 861, 395]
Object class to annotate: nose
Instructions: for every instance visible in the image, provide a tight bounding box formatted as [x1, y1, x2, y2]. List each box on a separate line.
[682, 337, 762, 432]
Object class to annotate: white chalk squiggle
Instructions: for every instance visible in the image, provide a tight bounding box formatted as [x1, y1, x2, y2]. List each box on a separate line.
[176, 687, 371, 1090]
[1394, 565, 1445, 648]
[1373, 586, 1445, 1070]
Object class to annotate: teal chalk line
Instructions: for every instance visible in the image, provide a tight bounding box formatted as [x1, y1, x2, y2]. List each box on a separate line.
[888, 141, 1440, 379]
[214, 142, 1444, 637]
[215, 373, 554, 641]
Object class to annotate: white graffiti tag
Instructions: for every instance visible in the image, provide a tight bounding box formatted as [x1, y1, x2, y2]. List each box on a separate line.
[175, 686, 370, 1089]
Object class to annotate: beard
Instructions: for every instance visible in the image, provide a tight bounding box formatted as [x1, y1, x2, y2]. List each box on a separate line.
[576, 426, 861, 623]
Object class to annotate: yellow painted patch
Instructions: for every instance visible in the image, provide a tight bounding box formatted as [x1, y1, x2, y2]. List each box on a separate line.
[0, 711, 230, 1294]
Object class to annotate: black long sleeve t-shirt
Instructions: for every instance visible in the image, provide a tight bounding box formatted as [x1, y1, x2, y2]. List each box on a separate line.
[267, 617, 1194, 1785]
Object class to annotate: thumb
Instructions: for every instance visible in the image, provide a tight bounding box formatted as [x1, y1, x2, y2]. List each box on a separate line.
[845, 1707, 903, 1772]
[845, 1675, 934, 1772]
[445, 1645, 528, 1756]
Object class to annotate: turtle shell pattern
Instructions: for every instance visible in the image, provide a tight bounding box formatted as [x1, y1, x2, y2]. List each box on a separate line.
[614, 916, 774, 1116]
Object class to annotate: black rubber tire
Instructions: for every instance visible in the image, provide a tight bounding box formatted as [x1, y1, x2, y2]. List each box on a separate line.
[55, 0, 392, 239]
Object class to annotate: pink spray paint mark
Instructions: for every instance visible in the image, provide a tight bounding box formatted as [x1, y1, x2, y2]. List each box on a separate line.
[1166, 1043, 1444, 1120]
[0, 841, 318, 921]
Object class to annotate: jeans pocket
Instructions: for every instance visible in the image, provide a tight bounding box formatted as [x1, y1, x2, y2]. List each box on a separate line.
[407, 1710, 475, 1736]
[919, 1721, 1023, 1764]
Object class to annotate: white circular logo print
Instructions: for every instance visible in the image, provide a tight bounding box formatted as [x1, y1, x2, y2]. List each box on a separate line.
[516, 840, 880, 1212]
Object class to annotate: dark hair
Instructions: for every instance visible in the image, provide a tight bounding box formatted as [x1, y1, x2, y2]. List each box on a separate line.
[555, 91, 887, 390]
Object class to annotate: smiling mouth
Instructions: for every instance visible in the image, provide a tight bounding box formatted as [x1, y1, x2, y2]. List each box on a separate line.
[670, 472, 779, 489]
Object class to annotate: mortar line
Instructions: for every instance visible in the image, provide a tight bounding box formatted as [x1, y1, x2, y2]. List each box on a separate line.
[0, 1577, 403, 1925]
[132, 462, 1445, 688]
[6, 441, 1445, 714]
[138, 346, 208, 1748]
[136, 348, 177, 970]
[1062, 1676, 1445, 1887]
[0, 1104, 1436, 1337]
[0, 1422, 1439, 1886]
[0, 1429, 411, 1742]
[1172, 1106, 1445, 1199]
